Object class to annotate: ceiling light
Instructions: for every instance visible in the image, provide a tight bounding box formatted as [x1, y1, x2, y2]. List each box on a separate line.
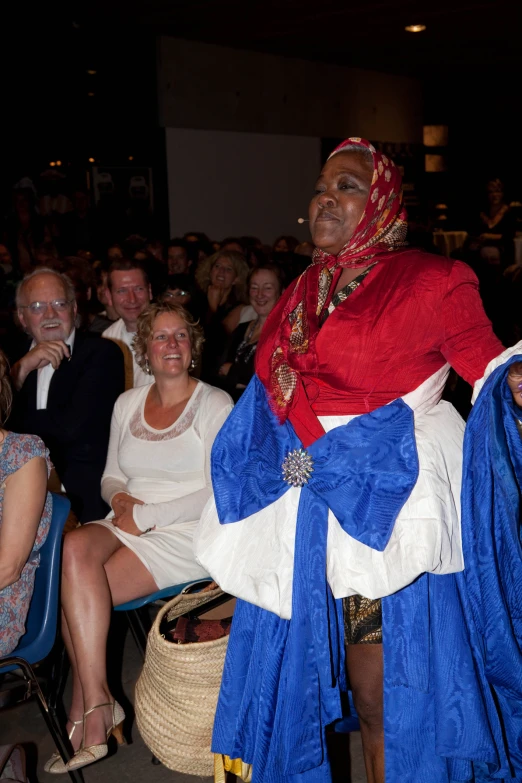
[49, 161, 56, 167]
[88, 157, 95, 163]
[405, 24, 426, 32]
[88, 92, 95, 97]
[87, 69, 97, 75]
[128, 156, 134, 161]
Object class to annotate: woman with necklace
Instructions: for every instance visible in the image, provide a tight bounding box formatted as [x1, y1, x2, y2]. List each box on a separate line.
[217, 264, 284, 401]
[196, 138, 522, 783]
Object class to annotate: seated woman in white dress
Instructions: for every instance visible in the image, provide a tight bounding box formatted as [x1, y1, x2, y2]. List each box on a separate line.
[47, 302, 233, 775]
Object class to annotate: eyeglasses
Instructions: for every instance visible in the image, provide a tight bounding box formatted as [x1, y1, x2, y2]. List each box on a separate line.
[19, 299, 74, 316]
[164, 290, 189, 298]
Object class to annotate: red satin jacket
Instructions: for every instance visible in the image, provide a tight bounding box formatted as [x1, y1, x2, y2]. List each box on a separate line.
[257, 249, 503, 445]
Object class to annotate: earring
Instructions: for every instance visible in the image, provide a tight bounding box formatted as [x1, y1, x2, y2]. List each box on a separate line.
[190, 358, 196, 370]
[145, 359, 152, 375]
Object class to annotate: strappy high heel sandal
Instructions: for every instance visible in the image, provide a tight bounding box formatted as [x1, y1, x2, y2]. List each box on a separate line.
[66, 701, 125, 772]
[44, 718, 83, 775]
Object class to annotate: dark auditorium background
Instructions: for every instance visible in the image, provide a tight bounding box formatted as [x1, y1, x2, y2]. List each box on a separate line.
[5, 1, 522, 245]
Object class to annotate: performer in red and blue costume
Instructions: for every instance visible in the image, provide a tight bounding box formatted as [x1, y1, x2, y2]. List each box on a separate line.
[196, 138, 522, 783]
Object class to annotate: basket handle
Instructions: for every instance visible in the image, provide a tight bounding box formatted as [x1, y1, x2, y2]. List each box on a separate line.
[180, 579, 215, 595]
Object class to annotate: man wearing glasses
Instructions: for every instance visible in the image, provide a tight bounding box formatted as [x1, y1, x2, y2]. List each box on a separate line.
[9, 267, 125, 523]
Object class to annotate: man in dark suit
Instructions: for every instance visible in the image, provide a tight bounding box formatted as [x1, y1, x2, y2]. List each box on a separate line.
[9, 268, 125, 523]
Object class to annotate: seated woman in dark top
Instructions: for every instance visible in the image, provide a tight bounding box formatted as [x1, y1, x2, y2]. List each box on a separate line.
[464, 178, 517, 343]
[195, 250, 249, 381]
[468, 178, 516, 268]
[217, 264, 284, 401]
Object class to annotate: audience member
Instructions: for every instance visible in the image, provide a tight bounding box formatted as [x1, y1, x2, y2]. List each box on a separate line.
[166, 238, 195, 275]
[0, 243, 13, 275]
[4, 187, 52, 275]
[39, 169, 73, 226]
[52, 302, 232, 773]
[406, 207, 441, 254]
[218, 264, 284, 400]
[9, 268, 125, 523]
[132, 248, 166, 298]
[468, 178, 516, 268]
[295, 240, 315, 258]
[183, 232, 214, 265]
[0, 348, 52, 656]
[34, 240, 61, 268]
[145, 238, 165, 262]
[220, 237, 246, 255]
[195, 250, 249, 380]
[94, 269, 119, 326]
[184, 231, 210, 244]
[272, 250, 309, 283]
[195, 250, 249, 317]
[60, 189, 96, 256]
[161, 273, 204, 320]
[462, 178, 518, 343]
[62, 256, 110, 334]
[272, 234, 299, 253]
[102, 259, 153, 388]
[107, 244, 123, 261]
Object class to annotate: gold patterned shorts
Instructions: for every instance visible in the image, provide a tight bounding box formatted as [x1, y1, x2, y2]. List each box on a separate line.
[343, 595, 382, 644]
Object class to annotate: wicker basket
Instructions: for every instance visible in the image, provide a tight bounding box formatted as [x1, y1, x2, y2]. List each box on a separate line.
[135, 586, 229, 776]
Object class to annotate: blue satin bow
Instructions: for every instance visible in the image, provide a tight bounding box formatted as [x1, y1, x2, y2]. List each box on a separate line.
[211, 375, 419, 782]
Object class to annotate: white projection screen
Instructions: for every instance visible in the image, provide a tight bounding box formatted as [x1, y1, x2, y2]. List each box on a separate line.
[165, 127, 321, 243]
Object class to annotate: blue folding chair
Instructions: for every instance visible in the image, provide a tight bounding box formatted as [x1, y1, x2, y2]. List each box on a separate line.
[0, 493, 84, 783]
[114, 579, 213, 659]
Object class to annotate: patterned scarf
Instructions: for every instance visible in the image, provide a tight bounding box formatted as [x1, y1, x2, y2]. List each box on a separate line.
[257, 137, 408, 422]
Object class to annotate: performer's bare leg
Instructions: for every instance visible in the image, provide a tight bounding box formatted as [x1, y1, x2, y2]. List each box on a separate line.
[346, 643, 384, 783]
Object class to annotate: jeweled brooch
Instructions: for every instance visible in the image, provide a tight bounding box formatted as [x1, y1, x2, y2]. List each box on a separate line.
[281, 448, 314, 487]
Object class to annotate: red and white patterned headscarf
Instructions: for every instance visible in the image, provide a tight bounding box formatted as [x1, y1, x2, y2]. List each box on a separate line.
[312, 137, 407, 269]
[257, 137, 408, 422]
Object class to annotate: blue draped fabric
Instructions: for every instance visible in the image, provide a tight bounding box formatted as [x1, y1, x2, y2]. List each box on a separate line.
[382, 357, 522, 783]
[211, 375, 419, 781]
[211, 363, 522, 782]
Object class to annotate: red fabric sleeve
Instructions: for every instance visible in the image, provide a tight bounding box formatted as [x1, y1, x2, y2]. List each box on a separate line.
[441, 261, 503, 386]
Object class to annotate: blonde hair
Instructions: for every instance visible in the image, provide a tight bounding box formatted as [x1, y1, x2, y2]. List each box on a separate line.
[132, 302, 204, 373]
[0, 350, 13, 426]
[195, 250, 249, 303]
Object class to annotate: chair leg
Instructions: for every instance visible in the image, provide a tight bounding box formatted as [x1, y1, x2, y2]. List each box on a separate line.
[126, 608, 150, 659]
[48, 640, 70, 712]
[9, 658, 84, 783]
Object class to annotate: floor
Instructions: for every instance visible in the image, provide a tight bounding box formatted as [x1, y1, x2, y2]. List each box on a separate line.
[0, 616, 366, 783]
